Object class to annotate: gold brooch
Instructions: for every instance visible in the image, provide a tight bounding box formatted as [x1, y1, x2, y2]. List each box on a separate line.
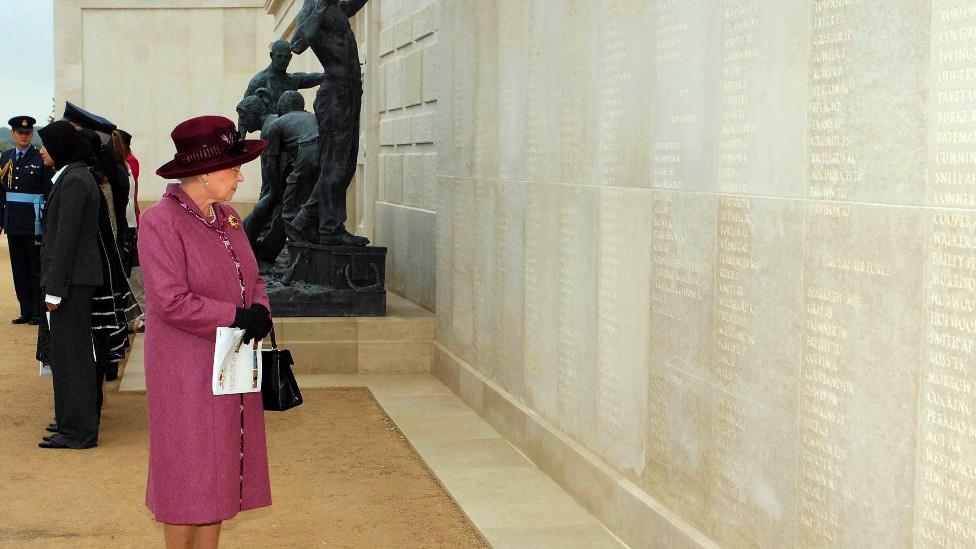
[227, 215, 240, 229]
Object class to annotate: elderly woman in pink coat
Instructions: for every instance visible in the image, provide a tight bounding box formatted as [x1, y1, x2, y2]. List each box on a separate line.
[138, 116, 274, 549]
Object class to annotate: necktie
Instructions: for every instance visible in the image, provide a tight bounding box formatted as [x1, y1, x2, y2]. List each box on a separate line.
[16, 151, 22, 162]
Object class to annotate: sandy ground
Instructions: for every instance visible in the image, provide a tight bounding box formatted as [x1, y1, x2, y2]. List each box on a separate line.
[0, 241, 487, 548]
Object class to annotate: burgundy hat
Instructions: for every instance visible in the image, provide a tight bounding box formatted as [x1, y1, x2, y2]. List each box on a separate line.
[156, 116, 266, 179]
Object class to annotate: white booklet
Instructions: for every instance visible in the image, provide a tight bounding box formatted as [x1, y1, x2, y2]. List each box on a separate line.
[212, 327, 263, 395]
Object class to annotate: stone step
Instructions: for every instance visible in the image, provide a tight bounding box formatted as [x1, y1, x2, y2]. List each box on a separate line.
[274, 293, 435, 374]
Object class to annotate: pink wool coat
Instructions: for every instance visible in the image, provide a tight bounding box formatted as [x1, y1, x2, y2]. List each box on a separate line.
[138, 183, 271, 525]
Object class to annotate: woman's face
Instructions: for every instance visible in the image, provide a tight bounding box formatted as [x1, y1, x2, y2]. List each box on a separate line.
[39, 146, 54, 168]
[206, 166, 244, 203]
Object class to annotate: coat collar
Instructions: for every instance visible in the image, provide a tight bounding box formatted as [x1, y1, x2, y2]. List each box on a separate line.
[164, 183, 233, 230]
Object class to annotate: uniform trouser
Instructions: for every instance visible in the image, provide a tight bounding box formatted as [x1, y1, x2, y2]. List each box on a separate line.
[49, 284, 99, 447]
[8, 234, 41, 318]
[294, 77, 362, 237]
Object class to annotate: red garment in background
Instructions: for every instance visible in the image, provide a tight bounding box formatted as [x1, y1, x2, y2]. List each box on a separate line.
[126, 154, 141, 223]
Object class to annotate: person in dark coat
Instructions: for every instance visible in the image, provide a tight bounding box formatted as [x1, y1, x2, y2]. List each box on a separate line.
[62, 101, 129, 239]
[0, 115, 52, 324]
[36, 120, 104, 450]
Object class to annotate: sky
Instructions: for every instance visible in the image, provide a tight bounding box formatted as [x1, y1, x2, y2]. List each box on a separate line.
[0, 0, 54, 127]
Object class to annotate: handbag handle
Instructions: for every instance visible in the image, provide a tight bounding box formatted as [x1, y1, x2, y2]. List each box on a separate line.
[269, 325, 279, 350]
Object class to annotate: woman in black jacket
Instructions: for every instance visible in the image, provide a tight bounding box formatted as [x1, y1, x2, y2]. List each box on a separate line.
[36, 120, 104, 449]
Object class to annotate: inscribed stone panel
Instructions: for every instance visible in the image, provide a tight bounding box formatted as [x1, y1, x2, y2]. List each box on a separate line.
[646, 190, 716, 531]
[395, 117, 412, 145]
[595, 187, 652, 476]
[928, 2, 976, 208]
[472, 179, 498, 378]
[495, 0, 529, 182]
[403, 153, 424, 208]
[413, 112, 434, 143]
[473, 1, 499, 180]
[413, 3, 436, 40]
[649, 191, 717, 384]
[435, 177, 455, 348]
[797, 203, 924, 548]
[395, 19, 413, 49]
[422, 153, 438, 211]
[380, 27, 395, 56]
[916, 209, 976, 548]
[437, 0, 475, 178]
[651, 0, 721, 192]
[492, 181, 526, 399]
[422, 43, 439, 103]
[717, 2, 809, 197]
[595, 0, 654, 188]
[705, 197, 803, 548]
[806, 0, 928, 204]
[403, 49, 423, 107]
[377, 62, 387, 113]
[384, 153, 404, 205]
[523, 0, 562, 185]
[556, 185, 600, 446]
[451, 178, 476, 362]
[380, 119, 395, 146]
[555, 0, 602, 186]
[387, 57, 403, 110]
[522, 182, 562, 420]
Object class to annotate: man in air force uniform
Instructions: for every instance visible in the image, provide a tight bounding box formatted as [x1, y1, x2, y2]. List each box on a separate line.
[0, 116, 51, 324]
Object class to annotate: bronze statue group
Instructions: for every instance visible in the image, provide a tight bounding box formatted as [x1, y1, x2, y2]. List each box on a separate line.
[239, 0, 371, 271]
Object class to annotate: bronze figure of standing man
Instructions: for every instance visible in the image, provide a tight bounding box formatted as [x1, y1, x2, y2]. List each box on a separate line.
[286, 0, 370, 247]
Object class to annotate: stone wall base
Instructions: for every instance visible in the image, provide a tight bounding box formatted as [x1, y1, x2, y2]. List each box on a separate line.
[433, 342, 720, 549]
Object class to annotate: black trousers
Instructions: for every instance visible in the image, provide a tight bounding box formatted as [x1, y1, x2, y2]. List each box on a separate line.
[8, 234, 41, 318]
[50, 284, 99, 447]
[294, 77, 362, 237]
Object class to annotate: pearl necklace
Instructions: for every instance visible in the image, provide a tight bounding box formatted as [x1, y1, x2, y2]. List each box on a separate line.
[207, 204, 216, 223]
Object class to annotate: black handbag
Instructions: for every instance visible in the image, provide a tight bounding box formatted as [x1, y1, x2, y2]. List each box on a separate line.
[261, 327, 303, 411]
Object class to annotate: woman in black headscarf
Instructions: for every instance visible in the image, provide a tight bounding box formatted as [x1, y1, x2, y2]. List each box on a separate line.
[35, 120, 105, 449]
[35, 122, 140, 447]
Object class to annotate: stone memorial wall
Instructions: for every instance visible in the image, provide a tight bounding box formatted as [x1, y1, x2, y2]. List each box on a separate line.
[431, 1, 976, 548]
[54, 0, 273, 202]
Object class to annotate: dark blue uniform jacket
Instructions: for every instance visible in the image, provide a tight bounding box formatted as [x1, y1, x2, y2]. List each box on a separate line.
[0, 145, 52, 237]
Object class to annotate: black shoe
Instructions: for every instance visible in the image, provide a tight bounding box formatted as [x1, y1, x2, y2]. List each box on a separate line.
[28, 317, 40, 326]
[38, 434, 96, 449]
[321, 232, 370, 247]
[42, 434, 58, 443]
[45, 423, 60, 433]
[11, 316, 29, 325]
[284, 221, 319, 245]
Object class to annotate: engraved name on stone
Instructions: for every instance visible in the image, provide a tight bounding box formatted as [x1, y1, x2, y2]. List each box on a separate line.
[652, 0, 690, 190]
[597, 189, 625, 437]
[557, 195, 582, 415]
[917, 209, 976, 548]
[808, 0, 862, 200]
[930, 2, 976, 207]
[597, 1, 631, 187]
[719, 0, 759, 194]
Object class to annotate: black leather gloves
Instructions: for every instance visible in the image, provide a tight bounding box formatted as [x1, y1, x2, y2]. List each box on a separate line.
[233, 303, 273, 343]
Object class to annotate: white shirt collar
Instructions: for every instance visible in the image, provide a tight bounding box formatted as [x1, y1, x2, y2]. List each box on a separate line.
[51, 164, 69, 185]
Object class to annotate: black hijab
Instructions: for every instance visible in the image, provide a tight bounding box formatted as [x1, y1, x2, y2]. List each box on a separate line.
[38, 120, 92, 170]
